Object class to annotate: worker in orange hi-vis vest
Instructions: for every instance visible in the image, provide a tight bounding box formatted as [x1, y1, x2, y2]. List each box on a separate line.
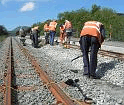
[59, 24, 65, 45]
[49, 20, 57, 46]
[79, 21, 105, 79]
[44, 22, 49, 44]
[64, 20, 73, 48]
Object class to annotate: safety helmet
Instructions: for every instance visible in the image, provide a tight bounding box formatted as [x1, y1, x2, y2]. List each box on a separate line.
[65, 20, 68, 22]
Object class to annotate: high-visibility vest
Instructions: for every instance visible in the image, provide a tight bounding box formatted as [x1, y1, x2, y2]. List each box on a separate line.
[44, 24, 49, 32]
[65, 21, 72, 29]
[49, 21, 57, 31]
[80, 21, 104, 44]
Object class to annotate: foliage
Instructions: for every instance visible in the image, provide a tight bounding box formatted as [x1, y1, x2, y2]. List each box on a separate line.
[0, 25, 9, 42]
[91, 4, 101, 14]
[0, 25, 8, 35]
[0, 35, 8, 42]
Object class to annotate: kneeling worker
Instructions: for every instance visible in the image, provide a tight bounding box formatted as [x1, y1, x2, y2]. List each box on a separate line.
[79, 21, 105, 79]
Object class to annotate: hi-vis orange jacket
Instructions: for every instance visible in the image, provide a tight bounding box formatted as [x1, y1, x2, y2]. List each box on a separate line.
[65, 21, 72, 29]
[44, 24, 49, 32]
[49, 21, 57, 31]
[80, 21, 104, 44]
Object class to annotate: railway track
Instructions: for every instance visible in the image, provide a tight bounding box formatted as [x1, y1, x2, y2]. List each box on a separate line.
[98, 49, 124, 61]
[0, 36, 124, 105]
[0, 37, 91, 105]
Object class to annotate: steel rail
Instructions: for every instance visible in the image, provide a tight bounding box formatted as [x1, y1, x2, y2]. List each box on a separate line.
[98, 49, 124, 60]
[69, 44, 124, 61]
[4, 37, 13, 105]
[14, 38, 89, 105]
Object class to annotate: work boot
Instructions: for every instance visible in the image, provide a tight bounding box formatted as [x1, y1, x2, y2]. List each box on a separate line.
[90, 75, 101, 79]
[83, 73, 90, 78]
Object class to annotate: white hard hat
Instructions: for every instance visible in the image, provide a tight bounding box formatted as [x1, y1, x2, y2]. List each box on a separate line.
[65, 20, 68, 22]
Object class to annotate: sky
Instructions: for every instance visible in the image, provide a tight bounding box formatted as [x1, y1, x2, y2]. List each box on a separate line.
[0, 0, 124, 31]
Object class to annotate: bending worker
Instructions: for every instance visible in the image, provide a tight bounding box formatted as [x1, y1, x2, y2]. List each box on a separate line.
[49, 20, 57, 46]
[19, 27, 26, 46]
[19, 27, 25, 37]
[79, 21, 105, 79]
[44, 22, 49, 44]
[59, 24, 65, 45]
[32, 26, 39, 48]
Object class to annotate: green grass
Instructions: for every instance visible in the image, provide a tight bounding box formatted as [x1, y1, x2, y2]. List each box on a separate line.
[0, 35, 8, 42]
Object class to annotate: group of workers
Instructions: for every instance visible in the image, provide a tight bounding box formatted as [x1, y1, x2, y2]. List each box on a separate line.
[49, 20, 105, 79]
[30, 19, 73, 48]
[44, 19, 57, 46]
[20, 20, 105, 79]
[44, 19, 73, 47]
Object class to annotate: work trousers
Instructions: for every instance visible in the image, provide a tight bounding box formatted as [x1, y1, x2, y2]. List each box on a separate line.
[49, 31, 56, 45]
[65, 32, 72, 44]
[32, 32, 38, 48]
[44, 32, 49, 44]
[80, 36, 100, 76]
[60, 32, 65, 44]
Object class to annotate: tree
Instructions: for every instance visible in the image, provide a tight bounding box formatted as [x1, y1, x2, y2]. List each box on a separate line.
[91, 4, 101, 14]
[0, 25, 8, 35]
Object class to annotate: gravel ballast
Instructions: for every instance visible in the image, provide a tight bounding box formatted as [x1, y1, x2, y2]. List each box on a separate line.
[12, 37, 56, 105]
[0, 38, 11, 105]
[21, 36, 124, 105]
